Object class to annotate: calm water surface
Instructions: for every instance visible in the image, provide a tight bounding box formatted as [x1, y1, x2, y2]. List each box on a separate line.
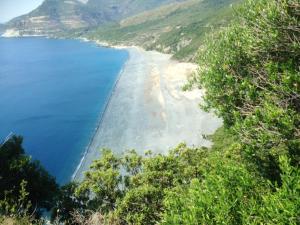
[0, 37, 128, 183]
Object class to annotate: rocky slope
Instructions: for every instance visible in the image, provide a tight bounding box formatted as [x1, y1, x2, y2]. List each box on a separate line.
[3, 0, 185, 36]
[2, 0, 241, 61]
[4, 0, 104, 36]
[84, 0, 241, 60]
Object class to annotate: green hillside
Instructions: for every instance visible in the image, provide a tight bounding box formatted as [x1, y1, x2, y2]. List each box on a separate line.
[4, 0, 241, 61]
[6, 0, 102, 35]
[86, 0, 188, 20]
[83, 0, 241, 61]
[5, 0, 187, 36]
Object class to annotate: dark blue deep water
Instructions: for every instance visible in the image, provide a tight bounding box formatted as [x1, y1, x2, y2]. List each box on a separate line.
[0, 37, 128, 183]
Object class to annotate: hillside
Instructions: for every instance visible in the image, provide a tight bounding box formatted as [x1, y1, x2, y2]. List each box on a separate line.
[86, 0, 187, 20]
[4, 0, 185, 36]
[83, 0, 241, 60]
[5, 0, 108, 36]
[3, 0, 240, 60]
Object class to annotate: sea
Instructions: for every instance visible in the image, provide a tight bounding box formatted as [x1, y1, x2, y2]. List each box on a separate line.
[0, 37, 129, 184]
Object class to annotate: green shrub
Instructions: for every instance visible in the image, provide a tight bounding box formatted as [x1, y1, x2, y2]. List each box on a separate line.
[69, 145, 209, 225]
[195, 0, 300, 181]
[51, 1, 300, 224]
[0, 136, 58, 218]
[243, 156, 300, 224]
[161, 154, 299, 225]
[51, 182, 89, 224]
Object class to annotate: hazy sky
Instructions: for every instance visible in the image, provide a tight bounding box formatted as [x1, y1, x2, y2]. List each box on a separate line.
[0, 0, 44, 23]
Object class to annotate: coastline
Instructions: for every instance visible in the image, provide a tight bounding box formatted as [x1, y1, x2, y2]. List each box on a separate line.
[72, 47, 131, 180]
[1, 34, 222, 182]
[73, 44, 222, 181]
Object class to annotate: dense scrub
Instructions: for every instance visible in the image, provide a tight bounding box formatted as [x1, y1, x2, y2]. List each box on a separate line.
[53, 130, 299, 225]
[196, 0, 300, 182]
[0, 136, 58, 224]
[162, 150, 300, 224]
[1, 0, 299, 224]
[58, 0, 297, 224]
[83, 0, 240, 61]
[51, 145, 210, 224]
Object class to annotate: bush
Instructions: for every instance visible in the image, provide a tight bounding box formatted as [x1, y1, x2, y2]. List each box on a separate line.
[51, 182, 89, 224]
[195, 0, 300, 181]
[51, 1, 300, 224]
[161, 155, 300, 225]
[0, 136, 58, 218]
[66, 145, 209, 225]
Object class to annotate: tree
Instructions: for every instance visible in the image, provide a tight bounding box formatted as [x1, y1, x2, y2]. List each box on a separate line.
[76, 149, 124, 213]
[51, 182, 89, 225]
[44, 1, 300, 224]
[161, 154, 300, 225]
[0, 136, 58, 217]
[68, 145, 208, 225]
[194, 0, 300, 182]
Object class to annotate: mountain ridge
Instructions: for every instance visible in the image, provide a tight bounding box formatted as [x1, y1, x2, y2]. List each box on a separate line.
[2, 0, 240, 60]
[3, 0, 186, 36]
[82, 0, 240, 60]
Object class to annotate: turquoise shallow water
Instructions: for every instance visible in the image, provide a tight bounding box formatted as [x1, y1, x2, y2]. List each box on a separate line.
[0, 37, 128, 183]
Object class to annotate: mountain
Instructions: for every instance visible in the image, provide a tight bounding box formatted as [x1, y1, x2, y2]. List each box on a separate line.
[2, 0, 241, 60]
[4, 0, 185, 36]
[84, 0, 241, 60]
[86, 0, 187, 19]
[5, 0, 106, 36]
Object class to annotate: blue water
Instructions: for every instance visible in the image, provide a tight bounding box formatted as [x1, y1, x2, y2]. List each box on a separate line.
[0, 37, 128, 183]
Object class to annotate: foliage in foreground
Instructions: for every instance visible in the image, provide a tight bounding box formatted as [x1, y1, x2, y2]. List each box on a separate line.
[162, 154, 300, 225]
[0, 136, 58, 221]
[52, 144, 209, 224]
[195, 0, 300, 182]
[51, 0, 299, 224]
[1, 0, 299, 224]
[53, 130, 299, 225]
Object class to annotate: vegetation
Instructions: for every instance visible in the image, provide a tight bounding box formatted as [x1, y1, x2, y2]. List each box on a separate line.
[7, 0, 205, 39]
[83, 0, 241, 61]
[162, 155, 299, 224]
[1, 0, 299, 224]
[196, 0, 300, 182]
[55, 0, 299, 224]
[162, 0, 300, 224]
[0, 136, 58, 223]
[52, 130, 299, 225]
[6, 0, 240, 61]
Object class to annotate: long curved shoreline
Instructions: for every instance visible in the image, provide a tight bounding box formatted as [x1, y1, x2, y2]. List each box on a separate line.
[72, 47, 131, 180]
[73, 46, 222, 181]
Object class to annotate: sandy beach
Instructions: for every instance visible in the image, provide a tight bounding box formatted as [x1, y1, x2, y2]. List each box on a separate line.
[73, 47, 222, 181]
